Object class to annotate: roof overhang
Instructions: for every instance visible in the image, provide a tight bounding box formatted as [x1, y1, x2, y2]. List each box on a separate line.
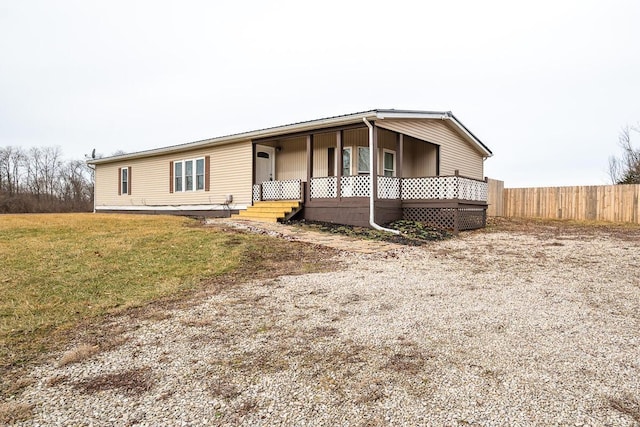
[88, 109, 491, 165]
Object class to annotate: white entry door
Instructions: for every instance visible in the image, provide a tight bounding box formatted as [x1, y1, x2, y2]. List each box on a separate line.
[255, 145, 275, 184]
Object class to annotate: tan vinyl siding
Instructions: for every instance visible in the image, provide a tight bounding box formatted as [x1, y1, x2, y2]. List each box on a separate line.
[345, 128, 368, 147]
[275, 137, 306, 180]
[377, 128, 397, 150]
[376, 128, 397, 175]
[377, 119, 485, 180]
[94, 141, 252, 207]
[403, 136, 437, 177]
[312, 132, 336, 177]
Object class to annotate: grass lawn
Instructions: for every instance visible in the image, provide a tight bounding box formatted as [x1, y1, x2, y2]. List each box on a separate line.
[0, 213, 331, 377]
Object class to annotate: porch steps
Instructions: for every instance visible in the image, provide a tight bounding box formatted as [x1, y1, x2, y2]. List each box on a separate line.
[232, 200, 302, 223]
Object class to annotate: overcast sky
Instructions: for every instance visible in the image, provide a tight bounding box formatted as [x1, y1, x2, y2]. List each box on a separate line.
[1, 0, 639, 187]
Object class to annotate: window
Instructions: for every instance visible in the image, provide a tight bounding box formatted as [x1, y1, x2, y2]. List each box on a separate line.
[173, 157, 207, 192]
[118, 166, 131, 195]
[357, 147, 369, 174]
[174, 162, 183, 192]
[121, 168, 128, 194]
[185, 160, 193, 191]
[342, 147, 352, 175]
[196, 158, 205, 190]
[383, 149, 396, 177]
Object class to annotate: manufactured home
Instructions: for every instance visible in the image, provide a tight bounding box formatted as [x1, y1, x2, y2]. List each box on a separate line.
[89, 109, 492, 232]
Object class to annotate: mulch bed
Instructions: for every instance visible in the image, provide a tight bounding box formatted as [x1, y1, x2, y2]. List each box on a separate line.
[284, 219, 452, 246]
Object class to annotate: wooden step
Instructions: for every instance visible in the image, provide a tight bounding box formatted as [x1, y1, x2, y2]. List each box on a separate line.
[231, 200, 302, 223]
[252, 201, 300, 208]
[246, 207, 295, 214]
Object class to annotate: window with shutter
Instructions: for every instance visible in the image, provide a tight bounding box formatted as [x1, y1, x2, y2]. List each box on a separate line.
[171, 156, 208, 192]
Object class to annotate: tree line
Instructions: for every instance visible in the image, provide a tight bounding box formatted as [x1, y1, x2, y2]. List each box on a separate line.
[0, 145, 94, 213]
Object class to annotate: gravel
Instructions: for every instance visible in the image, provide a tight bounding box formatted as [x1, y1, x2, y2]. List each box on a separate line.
[9, 225, 640, 426]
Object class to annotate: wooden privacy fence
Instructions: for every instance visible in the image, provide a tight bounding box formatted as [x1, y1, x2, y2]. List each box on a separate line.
[486, 178, 504, 217]
[489, 183, 640, 224]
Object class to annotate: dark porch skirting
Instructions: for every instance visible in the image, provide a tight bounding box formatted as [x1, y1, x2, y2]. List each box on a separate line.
[303, 198, 486, 233]
[303, 198, 402, 228]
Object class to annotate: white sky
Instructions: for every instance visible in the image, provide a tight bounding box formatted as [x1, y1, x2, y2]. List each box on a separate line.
[1, 0, 639, 187]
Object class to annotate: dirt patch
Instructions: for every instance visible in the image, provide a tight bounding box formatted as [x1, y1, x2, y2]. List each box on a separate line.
[485, 216, 640, 241]
[74, 367, 154, 395]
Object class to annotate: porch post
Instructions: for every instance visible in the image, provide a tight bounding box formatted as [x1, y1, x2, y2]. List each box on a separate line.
[251, 142, 256, 205]
[336, 130, 343, 199]
[397, 133, 404, 201]
[306, 134, 313, 204]
[397, 134, 404, 178]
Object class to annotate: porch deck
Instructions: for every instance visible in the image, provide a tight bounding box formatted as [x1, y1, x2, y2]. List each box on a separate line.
[251, 174, 488, 232]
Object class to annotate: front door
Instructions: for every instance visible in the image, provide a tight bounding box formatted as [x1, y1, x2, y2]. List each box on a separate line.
[255, 145, 275, 184]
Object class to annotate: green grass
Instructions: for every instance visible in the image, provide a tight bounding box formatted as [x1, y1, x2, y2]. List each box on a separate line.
[0, 213, 328, 373]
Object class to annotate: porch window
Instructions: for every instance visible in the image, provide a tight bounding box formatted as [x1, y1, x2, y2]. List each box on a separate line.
[383, 149, 396, 177]
[173, 157, 206, 192]
[357, 147, 370, 174]
[342, 147, 352, 175]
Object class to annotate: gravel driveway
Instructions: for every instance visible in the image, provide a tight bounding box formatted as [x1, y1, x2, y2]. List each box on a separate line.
[11, 222, 640, 426]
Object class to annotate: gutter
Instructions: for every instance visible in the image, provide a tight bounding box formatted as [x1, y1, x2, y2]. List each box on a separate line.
[363, 118, 401, 235]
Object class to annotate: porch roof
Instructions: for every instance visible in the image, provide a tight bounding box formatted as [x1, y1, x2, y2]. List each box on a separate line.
[88, 109, 492, 165]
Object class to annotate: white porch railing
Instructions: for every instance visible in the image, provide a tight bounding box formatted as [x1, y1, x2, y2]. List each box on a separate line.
[401, 176, 487, 201]
[253, 176, 487, 202]
[457, 177, 489, 201]
[340, 175, 370, 197]
[310, 176, 337, 198]
[253, 179, 302, 201]
[377, 176, 400, 199]
[305, 175, 488, 202]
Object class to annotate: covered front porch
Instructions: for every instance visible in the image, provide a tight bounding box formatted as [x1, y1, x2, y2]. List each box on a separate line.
[250, 122, 488, 232]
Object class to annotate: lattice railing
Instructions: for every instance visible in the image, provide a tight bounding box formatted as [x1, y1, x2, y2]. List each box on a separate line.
[458, 177, 488, 201]
[254, 179, 302, 201]
[310, 177, 337, 198]
[341, 175, 370, 197]
[255, 176, 487, 202]
[378, 176, 400, 199]
[401, 176, 487, 201]
[402, 176, 457, 199]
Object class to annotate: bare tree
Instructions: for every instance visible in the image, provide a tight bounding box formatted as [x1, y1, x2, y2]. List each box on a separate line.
[0, 146, 26, 196]
[26, 146, 64, 199]
[609, 124, 640, 184]
[59, 160, 94, 211]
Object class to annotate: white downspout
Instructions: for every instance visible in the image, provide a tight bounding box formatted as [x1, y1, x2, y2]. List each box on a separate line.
[363, 117, 400, 235]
